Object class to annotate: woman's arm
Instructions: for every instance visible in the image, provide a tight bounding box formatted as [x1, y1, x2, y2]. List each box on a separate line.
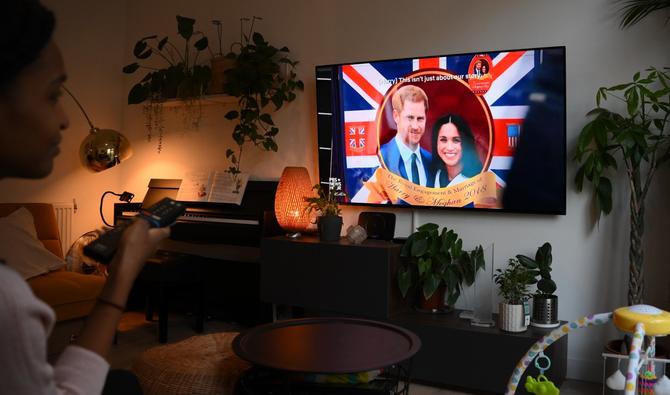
[73, 220, 169, 357]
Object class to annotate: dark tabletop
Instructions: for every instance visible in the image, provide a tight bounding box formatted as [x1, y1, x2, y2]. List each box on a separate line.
[233, 317, 421, 374]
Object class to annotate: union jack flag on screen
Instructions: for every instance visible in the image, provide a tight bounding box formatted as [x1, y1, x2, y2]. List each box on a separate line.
[338, 50, 545, 199]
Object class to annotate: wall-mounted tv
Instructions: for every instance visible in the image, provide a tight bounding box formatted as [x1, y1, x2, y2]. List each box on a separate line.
[315, 46, 566, 214]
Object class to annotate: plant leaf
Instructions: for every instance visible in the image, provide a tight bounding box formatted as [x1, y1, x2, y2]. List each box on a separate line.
[516, 254, 538, 269]
[397, 266, 412, 298]
[259, 113, 274, 125]
[158, 36, 168, 50]
[127, 83, 149, 104]
[176, 15, 195, 40]
[422, 273, 441, 300]
[194, 36, 208, 51]
[411, 238, 428, 257]
[122, 63, 140, 74]
[597, 177, 613, 215]
[133, 40, 148, 58]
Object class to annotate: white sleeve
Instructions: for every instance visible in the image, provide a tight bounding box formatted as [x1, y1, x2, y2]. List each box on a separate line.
[0, 265, 109, 395]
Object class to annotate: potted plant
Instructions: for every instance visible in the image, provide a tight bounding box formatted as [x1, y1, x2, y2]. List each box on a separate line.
[493, 258, 536, 332]
[397, 223, 485, 312]
[517, 242, 559, 328]
[304, 178, 345, 242]
[223, 17, 304, 192]
[122, 15, 212, 151]
[574, 66, 670, 305]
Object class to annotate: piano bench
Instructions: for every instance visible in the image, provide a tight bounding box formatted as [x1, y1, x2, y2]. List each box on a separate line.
[139, 250, 206, 343]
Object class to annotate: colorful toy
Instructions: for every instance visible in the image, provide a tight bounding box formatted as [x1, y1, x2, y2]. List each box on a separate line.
[505, 305, 670, 395]
[524, 352, 560, 395]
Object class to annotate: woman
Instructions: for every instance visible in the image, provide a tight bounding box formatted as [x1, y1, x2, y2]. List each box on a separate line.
[0, 1, 169, 394]
[481, 64, 492, 79]
[430, 113, 483, 188]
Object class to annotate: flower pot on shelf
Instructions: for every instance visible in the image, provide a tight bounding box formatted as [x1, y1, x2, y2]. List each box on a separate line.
[531, 295, 559, 328]
[499, 302, 527, 332]
[209, 55, 234, 94]
[419, 287, 447, 312]
[318, 215, 342, 242]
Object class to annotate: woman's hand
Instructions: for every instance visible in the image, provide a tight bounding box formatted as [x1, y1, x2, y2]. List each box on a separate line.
[106, 220, 170, 290]
[77, 219, 170, 357]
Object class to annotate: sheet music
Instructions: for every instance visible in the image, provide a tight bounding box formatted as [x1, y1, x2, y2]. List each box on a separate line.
[176, 170, 212, 202]
[176, 170, 249, 205]
[209, 172, 249, 205]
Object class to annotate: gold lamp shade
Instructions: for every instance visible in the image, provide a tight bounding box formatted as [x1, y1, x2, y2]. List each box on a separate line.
[275, 167, 312, 236]
[79, 128, 132, 172]
[62, 85, 132, 172]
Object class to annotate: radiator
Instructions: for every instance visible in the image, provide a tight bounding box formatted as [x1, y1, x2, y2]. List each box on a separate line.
[53, 202, 75, 254]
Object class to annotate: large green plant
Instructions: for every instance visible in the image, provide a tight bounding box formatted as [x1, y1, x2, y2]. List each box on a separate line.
[574, 67, 670, 304]
[122, 16, 212, 151]
[123, 15, 211, 104]
[397, 223, 484, 305]
[516, 242, 556, 296]
[616, 0, 670, 28]
[223, 18, 303, 187]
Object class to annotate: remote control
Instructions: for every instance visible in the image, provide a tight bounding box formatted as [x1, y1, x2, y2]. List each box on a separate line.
[83, 198, 186, 264]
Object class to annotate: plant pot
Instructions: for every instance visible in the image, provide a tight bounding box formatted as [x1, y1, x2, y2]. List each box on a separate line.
[318, 215, 342, 242]
[176, 78, 205, 99]
[499, 302, 528, 332]
[209, 55, 234, 94]
[531, 295, 559, 328]
[420, 287, 446, 312]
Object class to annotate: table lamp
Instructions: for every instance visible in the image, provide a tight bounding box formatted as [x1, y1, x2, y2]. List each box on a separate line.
[274, 166, 312, 238]
[63, 86, 132, 172]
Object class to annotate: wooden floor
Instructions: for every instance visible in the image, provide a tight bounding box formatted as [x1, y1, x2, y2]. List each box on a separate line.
[108, 311, 601, 394]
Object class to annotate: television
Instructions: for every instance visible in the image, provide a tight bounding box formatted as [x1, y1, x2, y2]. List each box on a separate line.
[315, 46, 566, 214]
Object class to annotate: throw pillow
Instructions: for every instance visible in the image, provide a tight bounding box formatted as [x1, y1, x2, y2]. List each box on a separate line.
[0, 207, 66, 279]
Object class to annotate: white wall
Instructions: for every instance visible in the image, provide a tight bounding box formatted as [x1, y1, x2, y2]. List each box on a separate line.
[1, 0, 667, 383]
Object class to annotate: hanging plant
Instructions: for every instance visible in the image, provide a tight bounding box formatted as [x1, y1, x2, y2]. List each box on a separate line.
[223, 17, 304, 191]
[122, 15, 212, 152]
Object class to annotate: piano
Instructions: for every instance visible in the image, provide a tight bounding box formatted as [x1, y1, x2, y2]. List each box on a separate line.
[114, 180, 282, 251]
[113, 180, 281, 335]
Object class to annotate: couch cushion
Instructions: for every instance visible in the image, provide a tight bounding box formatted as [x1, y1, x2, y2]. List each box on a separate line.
[28, 271, 105, 321]
[0, 203, 62, 258]
[0, 207, 65, 279]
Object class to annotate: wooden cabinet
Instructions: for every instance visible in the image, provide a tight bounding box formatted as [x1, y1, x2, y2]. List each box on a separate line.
[261, 236, 407, 320]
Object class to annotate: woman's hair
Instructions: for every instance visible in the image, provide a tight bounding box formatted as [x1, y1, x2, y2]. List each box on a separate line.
[431, 113, 483, 180]
[0, 0, 55, 94]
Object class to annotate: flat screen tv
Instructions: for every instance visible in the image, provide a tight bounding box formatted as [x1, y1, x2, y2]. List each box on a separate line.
[315, 46, 566, 214]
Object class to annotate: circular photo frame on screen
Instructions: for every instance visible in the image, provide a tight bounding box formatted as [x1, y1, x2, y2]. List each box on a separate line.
[468, 54, 494, 94]
[376, 69, 494, 188]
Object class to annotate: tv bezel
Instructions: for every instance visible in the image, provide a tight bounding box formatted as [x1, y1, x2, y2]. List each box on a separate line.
[315, 45, 567, 215]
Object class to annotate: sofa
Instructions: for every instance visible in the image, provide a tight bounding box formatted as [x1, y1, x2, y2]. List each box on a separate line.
[0, 203, 105, 356]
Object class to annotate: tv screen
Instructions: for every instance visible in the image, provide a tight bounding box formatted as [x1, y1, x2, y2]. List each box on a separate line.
[315, 46, 566, 214]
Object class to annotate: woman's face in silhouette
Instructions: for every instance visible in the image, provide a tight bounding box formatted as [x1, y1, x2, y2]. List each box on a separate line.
[437, 122, 463, 169]
[0, 40, 68, 179]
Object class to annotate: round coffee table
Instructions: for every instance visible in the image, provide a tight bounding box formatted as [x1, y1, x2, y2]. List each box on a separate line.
[233, 317, 421, 394]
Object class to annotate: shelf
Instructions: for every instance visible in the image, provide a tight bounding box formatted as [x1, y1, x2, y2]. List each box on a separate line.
[160, 94, 237, 108]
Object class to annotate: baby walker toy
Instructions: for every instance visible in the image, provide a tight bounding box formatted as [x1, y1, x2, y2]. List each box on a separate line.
[505, 305, 670, 395]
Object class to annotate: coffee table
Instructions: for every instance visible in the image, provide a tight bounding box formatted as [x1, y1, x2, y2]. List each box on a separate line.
[233, 317, 421, 394]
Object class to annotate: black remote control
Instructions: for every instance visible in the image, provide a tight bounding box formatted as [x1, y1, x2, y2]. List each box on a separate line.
[83, 198, 186, 264]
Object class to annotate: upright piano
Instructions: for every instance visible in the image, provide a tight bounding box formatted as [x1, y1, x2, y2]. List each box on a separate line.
[114, 180, 281, 331]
